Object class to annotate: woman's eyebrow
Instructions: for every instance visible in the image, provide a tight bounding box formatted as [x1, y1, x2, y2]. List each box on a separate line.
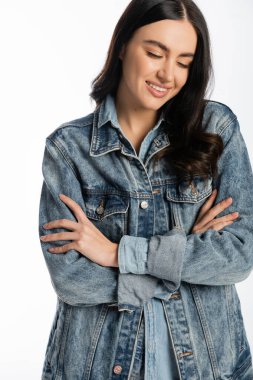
[142, 39, 195, 58]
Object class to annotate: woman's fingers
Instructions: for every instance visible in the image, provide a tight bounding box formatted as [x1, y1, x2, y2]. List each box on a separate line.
[40, 231, 79, 242]
[192, 211, 239, 234]
[48, 242, 76, 254]
[58, 193, 87, 223]
[194, 196, 233, 230]
[195, 189, 218, 224]
[43, 218, 78, 231]
[208, 220, 234, 231]
[205, 211, 239, 230]
[193, 220, 234, 234]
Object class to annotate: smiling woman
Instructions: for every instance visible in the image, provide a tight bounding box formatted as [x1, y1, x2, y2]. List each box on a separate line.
[118, 20, 197, 106]
[117, 18, 197, 108]
[114, 18, 198, 155]
[38, 1, 253, 379]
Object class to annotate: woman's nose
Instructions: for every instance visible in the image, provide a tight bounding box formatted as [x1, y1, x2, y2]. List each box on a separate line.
[157, 61, 174, 84]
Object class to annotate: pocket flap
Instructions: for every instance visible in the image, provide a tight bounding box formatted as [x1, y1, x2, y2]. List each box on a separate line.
[166, 176, 213, 203]
[84, 193, 129, 220]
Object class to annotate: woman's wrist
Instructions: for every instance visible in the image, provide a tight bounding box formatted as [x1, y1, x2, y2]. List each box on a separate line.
[106, 243, 119, 268]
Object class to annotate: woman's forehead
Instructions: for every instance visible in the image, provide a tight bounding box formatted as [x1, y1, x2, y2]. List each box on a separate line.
[131, 19, 198, 53]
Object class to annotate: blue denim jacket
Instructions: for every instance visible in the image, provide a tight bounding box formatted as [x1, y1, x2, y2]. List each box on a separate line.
[39, 93, 253, 379]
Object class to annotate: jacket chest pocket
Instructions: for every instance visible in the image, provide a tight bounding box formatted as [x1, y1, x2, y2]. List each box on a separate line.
[165, 175, 213, 233]
[83, 191, 129, 243]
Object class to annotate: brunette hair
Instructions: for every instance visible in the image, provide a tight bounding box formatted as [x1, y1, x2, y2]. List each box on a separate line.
[90, 0, 223, 182]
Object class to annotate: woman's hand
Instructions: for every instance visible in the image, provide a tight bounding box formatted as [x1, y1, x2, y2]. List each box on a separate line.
[40, 194, 119, 268]
[191, 188, 239, 234]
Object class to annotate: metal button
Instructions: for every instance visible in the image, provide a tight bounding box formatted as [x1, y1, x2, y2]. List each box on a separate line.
[170, 292, 181, 299]
[96, 199, 105, 215]
[190, 181, 198, 196]
[96, 205, 104, 215]
[152, 189, 161, 194]
[113, 365, 122, 374]
[140, 200, 148, 209]
[154, 138, 161, 146]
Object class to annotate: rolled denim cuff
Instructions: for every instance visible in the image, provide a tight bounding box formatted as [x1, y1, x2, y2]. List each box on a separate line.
[117, 230, 186, 309]
[147, 228, 187, 292]
[117, 273, 159, 310]
[117, 236, 159, 309]
[118, 235, 148, 274]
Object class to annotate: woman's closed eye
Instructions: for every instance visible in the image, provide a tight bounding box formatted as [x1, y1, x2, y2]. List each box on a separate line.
[178, 62, 191, 69]
[146, 51, 191, 69]
[146, 51, 163, 58]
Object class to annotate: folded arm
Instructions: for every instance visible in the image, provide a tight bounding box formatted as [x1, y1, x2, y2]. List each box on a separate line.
[39, 137, 163, 310]
[118, 117, 253, 291]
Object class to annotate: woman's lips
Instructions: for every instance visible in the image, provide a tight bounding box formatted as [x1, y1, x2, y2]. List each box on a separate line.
[145, 80, 172, 98]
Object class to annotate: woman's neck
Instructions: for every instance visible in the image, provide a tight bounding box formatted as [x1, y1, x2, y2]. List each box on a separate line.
[115, 93, 160, 155]
[115, 91, 160, 130]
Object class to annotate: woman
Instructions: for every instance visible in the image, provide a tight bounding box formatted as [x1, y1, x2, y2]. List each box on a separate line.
[38, 0, 253, 379]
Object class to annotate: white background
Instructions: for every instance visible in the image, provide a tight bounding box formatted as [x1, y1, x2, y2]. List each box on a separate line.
[0, 1, 252, 378]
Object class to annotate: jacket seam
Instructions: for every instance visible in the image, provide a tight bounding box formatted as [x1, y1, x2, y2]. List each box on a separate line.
[190, 284, 221, 379]
[82, 304, 109, 380]
[55, 117, 93, 131]
[55, 304, 72, 380]
[231, 355, 252, 380]
[218, 115, 237, 137]
[225, 285, 236, 369]
[46, 137, 79, 181]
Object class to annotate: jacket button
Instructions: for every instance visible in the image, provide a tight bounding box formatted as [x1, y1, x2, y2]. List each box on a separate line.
[154, 138, 161, 146]
[140, 200, 148, 209]
[113, 365, 122, 374]
[96, 199, 105, 215]
[96, 205, 104, 215]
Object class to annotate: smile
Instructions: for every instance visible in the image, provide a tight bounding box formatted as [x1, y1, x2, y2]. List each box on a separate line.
[146, 81, 167, 92]
[145, 81, 172, 98]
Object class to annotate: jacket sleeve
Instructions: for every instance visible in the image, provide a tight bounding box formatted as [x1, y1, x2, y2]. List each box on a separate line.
[39, 137, 165, 309]
[118, 116, 253, 291]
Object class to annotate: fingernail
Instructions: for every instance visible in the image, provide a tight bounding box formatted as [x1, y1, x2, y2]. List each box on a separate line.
[40, 236, 46, 240]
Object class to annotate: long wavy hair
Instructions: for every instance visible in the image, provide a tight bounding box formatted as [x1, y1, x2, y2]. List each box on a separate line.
[90, 0, 224, 183]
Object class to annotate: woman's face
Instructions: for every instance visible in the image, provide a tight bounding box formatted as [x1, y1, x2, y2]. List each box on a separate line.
[117, 19, 197, 112]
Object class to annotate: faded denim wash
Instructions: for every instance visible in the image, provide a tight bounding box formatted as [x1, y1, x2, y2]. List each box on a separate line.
[39, 93, 253, 379]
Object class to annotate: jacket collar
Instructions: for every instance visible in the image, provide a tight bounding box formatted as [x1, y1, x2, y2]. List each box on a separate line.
[89, 94, 170, 159]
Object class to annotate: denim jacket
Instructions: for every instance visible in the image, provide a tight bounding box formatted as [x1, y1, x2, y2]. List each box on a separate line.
[39, 93, 253, 379]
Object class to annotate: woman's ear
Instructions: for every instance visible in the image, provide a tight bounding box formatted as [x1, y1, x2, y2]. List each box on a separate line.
[119, 44, 126, 60]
